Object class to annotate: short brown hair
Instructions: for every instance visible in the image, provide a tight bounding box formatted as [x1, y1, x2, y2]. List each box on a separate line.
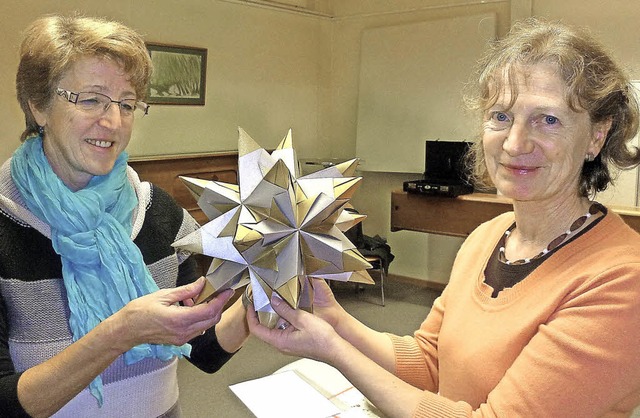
[465, 17, 640, 197]
[16, 14, 152, 141]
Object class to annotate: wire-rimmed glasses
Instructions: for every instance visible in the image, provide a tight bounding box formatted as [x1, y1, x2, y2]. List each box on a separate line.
[55, 88, 150, 119]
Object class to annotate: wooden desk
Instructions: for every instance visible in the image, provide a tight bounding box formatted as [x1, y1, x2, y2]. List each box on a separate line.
[391, 191, 640, 237]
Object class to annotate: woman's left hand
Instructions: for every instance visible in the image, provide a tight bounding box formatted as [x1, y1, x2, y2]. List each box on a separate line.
[247, 295, 343, 365]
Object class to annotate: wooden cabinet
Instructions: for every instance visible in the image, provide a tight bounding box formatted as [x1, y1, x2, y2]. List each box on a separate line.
[391, 191, 640, 236]
[129, 152, 238, 226]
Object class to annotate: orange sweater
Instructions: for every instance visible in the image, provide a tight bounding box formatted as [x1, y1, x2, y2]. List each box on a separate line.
[390, 210, 640, 417]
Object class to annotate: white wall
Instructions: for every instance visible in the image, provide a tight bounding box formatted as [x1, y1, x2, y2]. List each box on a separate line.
[330, 1, 511, 283]
[347, 0, 640, 284]
[2, 0, 639, 285]
[0, 0, 329, 162]
[0, 0, 510, 285]
[355, 13, 496, 173]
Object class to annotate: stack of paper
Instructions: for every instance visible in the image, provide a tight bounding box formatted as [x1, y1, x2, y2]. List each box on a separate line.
[230, 358, 384, 417]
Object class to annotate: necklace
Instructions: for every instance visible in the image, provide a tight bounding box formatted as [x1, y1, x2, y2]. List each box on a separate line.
[499, 202, 604, 265]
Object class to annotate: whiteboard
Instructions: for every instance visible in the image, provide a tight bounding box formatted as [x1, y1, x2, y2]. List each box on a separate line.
[355, 13, 497, 173]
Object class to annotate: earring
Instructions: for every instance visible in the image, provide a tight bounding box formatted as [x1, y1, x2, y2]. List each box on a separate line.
[585, 153, 595, 162]
[37, 125, 45, 136]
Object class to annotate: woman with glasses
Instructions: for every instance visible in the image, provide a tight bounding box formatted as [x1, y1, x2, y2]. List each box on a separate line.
[249, 18, 640, 417]
[0, 15, 249, 417]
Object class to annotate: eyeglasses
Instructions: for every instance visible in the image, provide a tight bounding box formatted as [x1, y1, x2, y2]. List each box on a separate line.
[55, 88, 149, 119]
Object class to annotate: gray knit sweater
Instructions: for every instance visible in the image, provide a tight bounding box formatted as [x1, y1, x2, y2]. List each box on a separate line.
[0, 160, 235, 417]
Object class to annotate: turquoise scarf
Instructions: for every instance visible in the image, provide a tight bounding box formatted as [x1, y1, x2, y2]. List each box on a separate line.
[11, 137, 190, 406]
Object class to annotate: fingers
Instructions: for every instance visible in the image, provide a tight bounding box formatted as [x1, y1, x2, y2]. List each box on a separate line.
[170, 279, 234, 316]
[312, 278, 335, 301]
[246, 296, 300, 343]
[162, 277, 207, 305]
[245, 303, 288, 352]
[246, 303, 259, 329]
[164, 289, 236, 345]
[246, 294, 305, 331]
[204, 288, 235, 310]
[246, 299, 330, 360]
[245, 303, 269, 341]
[276, 318, 290, 330]
[269, 295, 301, 327]
[182, 288, 235, 325]
[121, 282, 236, 347]
[167, 286, 235, 340]
[314, 278, 331, 291]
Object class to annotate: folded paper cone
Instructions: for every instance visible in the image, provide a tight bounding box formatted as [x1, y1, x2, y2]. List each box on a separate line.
[258, 311, 280, 329]
[241, 285, 281, 329]
[195, 280, 217, 305]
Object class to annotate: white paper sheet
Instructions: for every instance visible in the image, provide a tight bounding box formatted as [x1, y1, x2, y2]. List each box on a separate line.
[276, 359, 384, 417]
[229, 370, 341, 418]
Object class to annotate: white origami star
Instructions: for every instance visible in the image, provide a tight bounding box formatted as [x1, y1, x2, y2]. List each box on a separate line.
[173, 128, 373, 328]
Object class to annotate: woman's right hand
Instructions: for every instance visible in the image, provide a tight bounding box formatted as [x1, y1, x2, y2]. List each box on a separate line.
[110, 278, 235, 351]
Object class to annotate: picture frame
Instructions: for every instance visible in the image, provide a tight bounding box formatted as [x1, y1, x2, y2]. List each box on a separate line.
[146, 43, 207, 105]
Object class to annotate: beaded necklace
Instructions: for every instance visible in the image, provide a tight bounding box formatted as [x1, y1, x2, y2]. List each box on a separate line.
[499, 202, 604, 265]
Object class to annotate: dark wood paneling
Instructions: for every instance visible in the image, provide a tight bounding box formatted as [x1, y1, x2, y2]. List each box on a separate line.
[130, 152, 238, 225]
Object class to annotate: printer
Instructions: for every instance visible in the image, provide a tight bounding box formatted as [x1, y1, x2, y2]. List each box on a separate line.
[403, 140, 474, 198]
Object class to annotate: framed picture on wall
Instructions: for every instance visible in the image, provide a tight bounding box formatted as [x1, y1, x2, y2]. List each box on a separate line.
[146, 43, 207, 105]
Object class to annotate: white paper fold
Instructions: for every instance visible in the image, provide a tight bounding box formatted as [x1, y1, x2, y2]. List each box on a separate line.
[173, 128, 374, 326]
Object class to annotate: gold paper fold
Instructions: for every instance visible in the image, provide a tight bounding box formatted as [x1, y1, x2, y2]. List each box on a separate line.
[173, 128, 374, 328]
